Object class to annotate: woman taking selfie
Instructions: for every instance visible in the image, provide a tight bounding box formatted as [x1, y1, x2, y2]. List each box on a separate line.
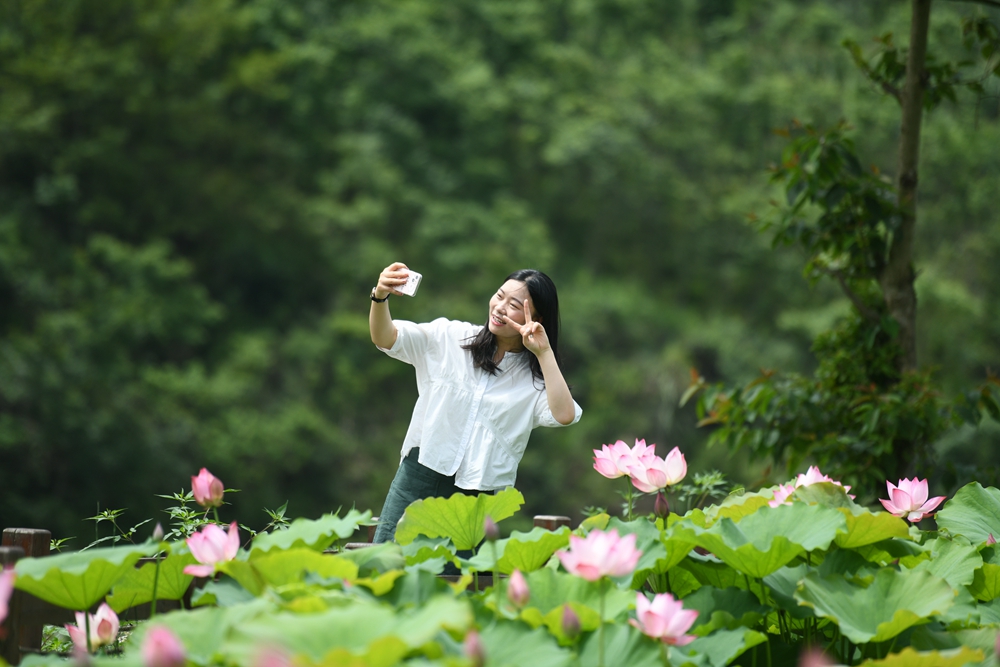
[369, 261, 582, 543]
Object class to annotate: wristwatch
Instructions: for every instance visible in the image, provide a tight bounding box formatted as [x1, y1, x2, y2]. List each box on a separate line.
[370, 287, 389, 303]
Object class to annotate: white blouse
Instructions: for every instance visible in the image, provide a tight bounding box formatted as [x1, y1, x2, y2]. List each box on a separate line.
[379, 317, 583, 490]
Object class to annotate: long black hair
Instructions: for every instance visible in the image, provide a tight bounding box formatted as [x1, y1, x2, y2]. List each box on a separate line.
[461, 269, 563, 384]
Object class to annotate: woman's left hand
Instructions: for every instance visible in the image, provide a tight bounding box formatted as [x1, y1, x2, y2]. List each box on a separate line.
[502, 297, 551, 357]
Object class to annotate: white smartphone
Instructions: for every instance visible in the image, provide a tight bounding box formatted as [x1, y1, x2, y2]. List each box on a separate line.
[398, 270, 422, 297]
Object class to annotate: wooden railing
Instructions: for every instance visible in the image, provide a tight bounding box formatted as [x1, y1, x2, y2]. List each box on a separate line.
[0, 516, 571, 665]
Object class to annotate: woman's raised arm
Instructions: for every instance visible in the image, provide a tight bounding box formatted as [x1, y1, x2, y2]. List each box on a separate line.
[369, 262, 409, 349]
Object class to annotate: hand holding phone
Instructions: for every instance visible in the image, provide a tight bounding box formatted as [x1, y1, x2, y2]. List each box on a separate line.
[398, 270, 422, 296]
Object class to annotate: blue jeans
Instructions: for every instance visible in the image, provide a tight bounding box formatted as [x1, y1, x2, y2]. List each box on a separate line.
[373, 448, 486, 543]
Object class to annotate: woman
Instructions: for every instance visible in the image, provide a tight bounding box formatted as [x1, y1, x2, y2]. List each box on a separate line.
[369, 261, 582, 542]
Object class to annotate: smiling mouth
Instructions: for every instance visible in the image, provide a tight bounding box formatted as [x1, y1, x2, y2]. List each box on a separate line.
[491, 314, 505, 326]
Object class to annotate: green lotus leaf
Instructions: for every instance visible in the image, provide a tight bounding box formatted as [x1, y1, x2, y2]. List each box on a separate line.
[607, 517, 695, 589]
[910, 537, 981, 590]
[969, 562, 1000, 601]
[817, 549, 876, 579]
[674, 502, 846, 578]
[683, 627, 767, 667]
[226, 594, 471, 660]
[664, 565, 703, 599]
[763, 564, 817, 620]
[498, 526, 571, 574]
[578, 622, 664, 667]
[578, 513, 611, 533]
[106, 552, 196, 613]
[935, 482, 1000, 544]
[834, 507, 910, 549]
[703, 491, 771, 525]
[854, 536, 924, 566]
[248, 548, 359, 587]
[678, 555, 741, 592]
[384, 568, 461, 608]
[317, 636, 409, 667]
[337, 542, 406, 576]
[681, 586, 767, 634]
[479, 620, 575, 667]
[190, 577, 256, 608]
[249, 509, 371, 554]
[13, 541, 158, 609]
[522, 568, 635, 622]
[402, 536, 456, 566]
[935, 586, 984, 630]
[855, 646, 984, 667]
[353, 569, 406, 596]
[394, 488, 524, 549]
[795, 567, 955, 643]
[976, 596, 1000, 624]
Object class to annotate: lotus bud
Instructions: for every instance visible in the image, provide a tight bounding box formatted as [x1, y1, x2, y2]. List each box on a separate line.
[191, 468, 224, 508]
[484, 516, 500, 542]
[654, 491, 669, 520]
[142, 627, 186, 667]
[152, 523, 165, 542]
[463, 630, 485, 667]
[561, 605, 581, 640]
[507, 569, 530, 607]
[988, 533, 996, 546]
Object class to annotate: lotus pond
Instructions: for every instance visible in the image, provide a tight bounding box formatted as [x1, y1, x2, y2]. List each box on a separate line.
[5, 458, 1000, 667]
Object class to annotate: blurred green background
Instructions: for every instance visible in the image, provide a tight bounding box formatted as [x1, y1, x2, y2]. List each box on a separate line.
[1, 0, 998, 542]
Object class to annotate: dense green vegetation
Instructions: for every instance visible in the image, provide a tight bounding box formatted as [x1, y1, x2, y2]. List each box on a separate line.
[1, 0, 998, 540]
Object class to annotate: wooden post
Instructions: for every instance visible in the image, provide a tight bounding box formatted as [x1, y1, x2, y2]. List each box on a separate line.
[533, 515, 572, 531]
[2, 530, 52, 664]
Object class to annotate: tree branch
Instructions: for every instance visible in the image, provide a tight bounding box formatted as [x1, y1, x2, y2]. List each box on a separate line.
[828, 270, 882, 322]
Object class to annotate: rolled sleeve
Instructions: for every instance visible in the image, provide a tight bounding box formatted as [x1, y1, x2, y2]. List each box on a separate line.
[534, 395, 583, 429]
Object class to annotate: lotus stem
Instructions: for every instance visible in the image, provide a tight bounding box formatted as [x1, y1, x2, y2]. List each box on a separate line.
[150, 552, 161, 618]
[85, 611, 93, 655]
[599, 577, 607, 667]
[492, 542, 501, 613]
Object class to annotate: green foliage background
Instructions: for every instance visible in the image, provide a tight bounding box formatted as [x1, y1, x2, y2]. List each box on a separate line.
[1, 0, 998, 540]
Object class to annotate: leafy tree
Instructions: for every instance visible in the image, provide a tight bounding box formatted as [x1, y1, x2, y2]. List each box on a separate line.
[688, 1, 1000, 493]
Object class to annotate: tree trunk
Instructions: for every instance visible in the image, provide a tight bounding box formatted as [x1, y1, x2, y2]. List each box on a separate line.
[880, 0, 931, 374]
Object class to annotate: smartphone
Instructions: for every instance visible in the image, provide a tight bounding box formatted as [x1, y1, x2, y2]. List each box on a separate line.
[399, 270, 422, 297]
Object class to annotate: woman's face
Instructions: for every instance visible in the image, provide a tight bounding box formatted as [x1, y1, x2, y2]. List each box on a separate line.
[488, 279, 538, 339]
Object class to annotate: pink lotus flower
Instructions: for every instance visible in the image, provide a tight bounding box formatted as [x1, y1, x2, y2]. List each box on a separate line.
[879, 478, 946, 522]
[507, 569, 529, 607]
[768, 483, 796, 508]
[66, 602, 119, 653]
[795, 466, 851, 495]
[0, 566, 15, 626]
[183, 521, 240, 577]
[191, 468, 225, 508]
[628, 447, 687, 493]
[557, 529, 641, 581]
[593, 439, 656, 479]
[988, 534, 996, 546]
[142, 626, 186, 667]
[629, 592, 698, 646]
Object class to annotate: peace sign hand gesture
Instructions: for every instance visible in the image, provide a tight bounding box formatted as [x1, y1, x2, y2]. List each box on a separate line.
[501, 296, 551, 357]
